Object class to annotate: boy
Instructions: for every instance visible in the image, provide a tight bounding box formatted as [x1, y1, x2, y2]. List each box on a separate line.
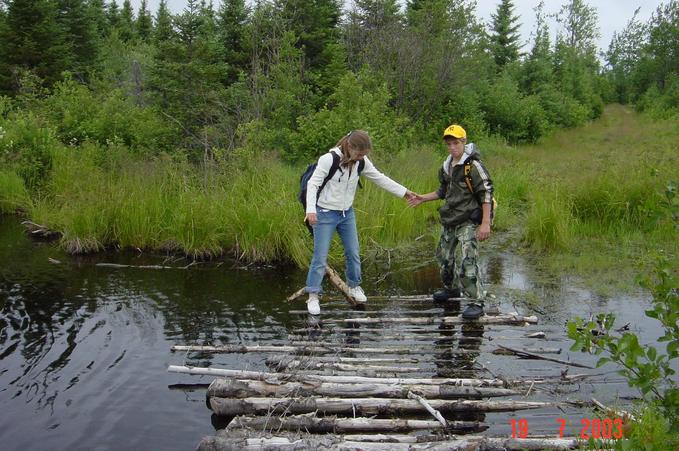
[408, 124, 494, 319]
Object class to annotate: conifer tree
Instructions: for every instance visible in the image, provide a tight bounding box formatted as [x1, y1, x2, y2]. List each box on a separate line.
[489, 0, 522, 68]
[136, 0, 152, 41]
[106, 0, 120, 29]
[56, 0, 99, 79]
[118, 0, 135, 42]
[0, 0, 69, 93]
[520, 0, 553, 94]
[88, 0, 110, 38]
[274, 0, 342, 74]
[149, 0, 228, 154]
[216, 0, 249, 84]
[153, 0, 174, 44]
[353, 0, 401, 31]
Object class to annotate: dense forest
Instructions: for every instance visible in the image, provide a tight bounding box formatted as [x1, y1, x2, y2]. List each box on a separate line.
[0, 0, 677, 261]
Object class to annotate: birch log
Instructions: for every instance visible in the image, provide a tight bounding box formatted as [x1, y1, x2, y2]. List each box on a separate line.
[207, 379, 520, 399]
[208, 396, 553, 416]
[323, 314, 538, 325]
[225, 413, 485, 433]
[286, 265, 357, 305]
[168, 365, 592, 386]
[196, 435, 581, 451]
[172, 344, 472, 355]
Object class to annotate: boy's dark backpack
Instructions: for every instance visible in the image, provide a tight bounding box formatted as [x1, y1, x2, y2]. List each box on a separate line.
[298, 152, 365, 233]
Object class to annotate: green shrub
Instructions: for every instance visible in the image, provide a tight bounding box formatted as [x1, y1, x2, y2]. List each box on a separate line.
[537, 86, 589, 128]
[40, 78, 178, 155]
[638, 74, 679, 119]
[292, 68, 411, 162]
[481, 74, 549, 143]
[0, 113, 60, 190]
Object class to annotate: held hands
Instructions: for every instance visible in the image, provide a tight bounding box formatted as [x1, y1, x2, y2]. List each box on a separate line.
[405, 190, 425, 208]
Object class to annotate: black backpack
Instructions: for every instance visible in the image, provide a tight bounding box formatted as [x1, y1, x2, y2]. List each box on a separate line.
[298, 152, 365, 233]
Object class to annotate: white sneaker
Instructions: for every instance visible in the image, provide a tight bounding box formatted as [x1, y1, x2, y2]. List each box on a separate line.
[307, 293, 321, 315]
[348, 286, 367, 303]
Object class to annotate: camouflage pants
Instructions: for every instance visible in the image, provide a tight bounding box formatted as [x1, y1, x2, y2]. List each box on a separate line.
[436, 222, 483, 300]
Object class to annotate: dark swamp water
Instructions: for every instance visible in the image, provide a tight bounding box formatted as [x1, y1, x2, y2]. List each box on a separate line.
[0, 216, 666, 451]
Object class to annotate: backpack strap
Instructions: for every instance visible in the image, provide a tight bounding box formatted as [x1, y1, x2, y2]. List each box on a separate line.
[463, 157, 475, 194]
[357, 159, 365, 189]
[318, 152, 341, 195]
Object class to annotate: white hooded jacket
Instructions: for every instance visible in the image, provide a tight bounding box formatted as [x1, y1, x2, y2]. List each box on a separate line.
[305, 147, 407, 214]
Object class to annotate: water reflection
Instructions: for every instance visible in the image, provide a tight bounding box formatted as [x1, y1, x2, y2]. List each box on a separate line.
[0, 217, 297, 451]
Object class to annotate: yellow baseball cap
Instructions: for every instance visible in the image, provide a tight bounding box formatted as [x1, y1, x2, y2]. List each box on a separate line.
[443, 124, 466, 139]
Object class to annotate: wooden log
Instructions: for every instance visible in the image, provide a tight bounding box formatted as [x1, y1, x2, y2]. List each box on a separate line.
[284, 341, 482, 353]
[288, 308, 451, 315]
[171, 344, 475, 355]
[287, 333, 479, 342]
[285, 265, 358, 305]
[196, 435, 582, 451]
[208, 396, 554, 416]
[497, 345, 594, 369]
[407, 391, 447, 427]
[492, 347, 562, 355]
[339, 434, 446, 444]
[267, 360, 421, 373]
[323, 314, 538, 326]
[168, 365, 592, 386]
[267, 355, 422, 365]
[298, 369, 476, 378]
[225, 413, 485, 433]
[207, 379, 520, 400]
[290, 326, 487, 334]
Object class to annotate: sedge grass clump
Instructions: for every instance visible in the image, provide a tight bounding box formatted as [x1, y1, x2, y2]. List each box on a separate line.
[217, 155, 302, 263]
[523, 186, 573, 251]
[0, 170, 30, 214]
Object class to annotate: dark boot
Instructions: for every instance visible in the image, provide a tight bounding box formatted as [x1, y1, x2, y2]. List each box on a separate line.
[433, 287, 461, 302]
[462, 302, 484, 320]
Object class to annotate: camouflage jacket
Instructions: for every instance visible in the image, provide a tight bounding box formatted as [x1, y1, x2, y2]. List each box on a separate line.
[436, 143, 494, 228]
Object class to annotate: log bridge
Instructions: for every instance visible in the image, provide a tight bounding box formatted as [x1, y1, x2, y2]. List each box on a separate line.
[168, 290, 599, 450]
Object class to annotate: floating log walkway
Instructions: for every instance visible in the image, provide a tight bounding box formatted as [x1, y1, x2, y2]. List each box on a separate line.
[168, 293, 604, 450]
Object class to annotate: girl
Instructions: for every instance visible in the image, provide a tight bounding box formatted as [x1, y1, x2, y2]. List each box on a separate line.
[304, 130, 414, 315]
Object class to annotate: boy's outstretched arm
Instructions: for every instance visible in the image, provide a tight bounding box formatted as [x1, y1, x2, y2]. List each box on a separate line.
[408, 191, 440, 207]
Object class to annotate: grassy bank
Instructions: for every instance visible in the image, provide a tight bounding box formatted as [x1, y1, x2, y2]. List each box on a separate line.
[0, 105, 676, 291]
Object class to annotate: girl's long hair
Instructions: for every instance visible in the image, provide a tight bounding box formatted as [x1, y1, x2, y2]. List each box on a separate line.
[335, 130, 372, 167]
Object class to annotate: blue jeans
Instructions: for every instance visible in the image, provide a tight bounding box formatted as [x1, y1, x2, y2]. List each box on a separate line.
[305, 208, 361, 294]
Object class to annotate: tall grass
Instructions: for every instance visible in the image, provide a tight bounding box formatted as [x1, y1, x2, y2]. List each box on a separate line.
[0, 170, 30, 214]
[9, 104, 678, 288]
